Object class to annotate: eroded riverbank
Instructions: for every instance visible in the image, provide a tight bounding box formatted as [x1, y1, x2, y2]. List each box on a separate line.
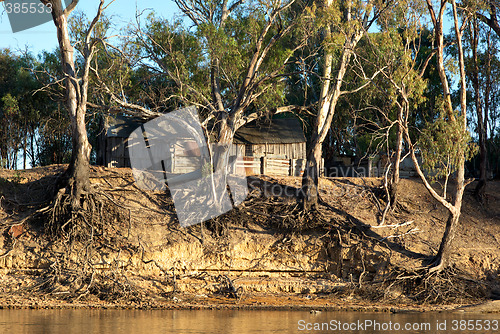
[1, 167, 499, 313]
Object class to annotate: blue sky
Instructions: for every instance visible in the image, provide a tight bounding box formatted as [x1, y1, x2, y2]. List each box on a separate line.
[0, 0, 179, 54]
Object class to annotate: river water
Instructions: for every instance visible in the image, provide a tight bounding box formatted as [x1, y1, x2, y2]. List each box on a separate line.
[0, 309, 498, 333]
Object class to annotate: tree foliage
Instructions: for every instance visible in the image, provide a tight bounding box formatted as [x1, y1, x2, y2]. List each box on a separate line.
[420, 110, 478, 182]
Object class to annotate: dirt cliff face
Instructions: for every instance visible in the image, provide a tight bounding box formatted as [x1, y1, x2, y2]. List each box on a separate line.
[0, 166, 499, 309]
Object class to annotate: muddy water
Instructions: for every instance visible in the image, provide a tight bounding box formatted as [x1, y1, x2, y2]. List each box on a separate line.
[0, 309, 498, 333]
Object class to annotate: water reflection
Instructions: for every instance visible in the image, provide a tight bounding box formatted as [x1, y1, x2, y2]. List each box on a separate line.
[0, 309, 498, 333]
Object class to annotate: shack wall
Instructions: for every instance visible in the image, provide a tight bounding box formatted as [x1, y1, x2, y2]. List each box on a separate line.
[236, 142, 306, 160]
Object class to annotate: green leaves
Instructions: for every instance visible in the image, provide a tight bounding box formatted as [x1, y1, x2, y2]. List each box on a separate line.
[130, 0, 304, 120]
[1, 93, 20, 118]
[419, 108, 478, 181]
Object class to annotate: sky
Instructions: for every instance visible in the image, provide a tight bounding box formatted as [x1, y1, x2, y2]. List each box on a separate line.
[0, 0, 179, 54]
[0, 0, 180, 169]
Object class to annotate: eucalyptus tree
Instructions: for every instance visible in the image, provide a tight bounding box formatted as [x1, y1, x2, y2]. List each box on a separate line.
[350, 25, 428, 213]
[300, 0, 393, 209]
[468, 15, 489, 200]
[0, 94, 21, 169]
[462, 11, 500, 201]
[108, 0, 313, 161]
[0, 50, 47, 169]
[31, 49, 72, 167]
[404, 0, 476, 272]
[0, 50, 23, 169]
[39, 0, 113, 219]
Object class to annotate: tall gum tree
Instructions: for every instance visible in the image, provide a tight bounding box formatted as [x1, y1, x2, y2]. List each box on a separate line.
[133, 0, 310, 145]
[300, 0, 390, 209]
[377, 3, 428, 212]
[467, 14, 489, 201]
[472, 2, 500, 194]
[358, 12, 428, 216]
[40, 0, 108, 210]
[404, 0, 473, 272]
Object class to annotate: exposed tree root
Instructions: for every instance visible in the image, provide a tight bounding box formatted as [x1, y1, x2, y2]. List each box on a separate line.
[5, 173, 144, 301]
[1, 171, 496, 306]
[384, 266, 489, 304]
[326, 266, 490, 305]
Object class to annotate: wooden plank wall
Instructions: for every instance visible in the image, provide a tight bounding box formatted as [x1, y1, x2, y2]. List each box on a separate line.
[172, 156, 200, 174]
[234, 142, 306, 160]
[106, 137, 131, 168]
[235, 157, 306, 176]
[106, 137, 307, 177]
[235, 157, 261, 175]
[265, 158, 290, 175]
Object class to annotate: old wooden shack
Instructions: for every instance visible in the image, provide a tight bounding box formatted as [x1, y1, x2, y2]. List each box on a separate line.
[232, 118, 306, 176]
[233, 118, 306, 159]
[99, 115, 138, 168]
[100, 115, 307, 176]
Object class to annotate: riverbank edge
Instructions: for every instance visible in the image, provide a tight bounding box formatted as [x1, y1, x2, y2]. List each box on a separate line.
[0, 295, 498, 313]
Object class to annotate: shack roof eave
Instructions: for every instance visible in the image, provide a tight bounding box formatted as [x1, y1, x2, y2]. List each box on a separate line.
[233, 118, 306, 145]
[107, 114, 306, 145]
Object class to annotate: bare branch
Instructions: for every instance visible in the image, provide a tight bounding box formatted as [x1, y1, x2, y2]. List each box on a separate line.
[234, 105, 310, 130]
[63, 0, 79, 17]
[340, 67, 386, 96]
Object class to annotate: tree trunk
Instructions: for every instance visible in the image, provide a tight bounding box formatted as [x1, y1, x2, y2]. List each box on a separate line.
[48, 0, 91, 206]
[212, 117, 234, 174]
[29, 130, 35, 167]
[96, 114, 108, 166]
[431, 210, 460, 270]
[0, 145, 6, 169]
[13, 150, 17, 170]
[389, 111, 404, 209]
[301, 141, 322, 210]
[482, 29, 492, 186]
[65, 104, 92, 207]
[23, 133, 27, 170]
[432, 153, 466, 270]
[431, 0, 468, 271]
[472, 18, 488, 201]
[474, 108, 488, 203]
[300, 16, 363, 208]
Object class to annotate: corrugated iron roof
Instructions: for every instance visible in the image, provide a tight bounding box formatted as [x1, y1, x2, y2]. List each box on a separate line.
[233, 118, 306, 144]
[106, 115, 143, 138]
[107, 115, 306, 144]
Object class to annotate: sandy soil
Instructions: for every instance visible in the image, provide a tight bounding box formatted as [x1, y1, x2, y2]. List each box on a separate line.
[0, 166, 499, 312]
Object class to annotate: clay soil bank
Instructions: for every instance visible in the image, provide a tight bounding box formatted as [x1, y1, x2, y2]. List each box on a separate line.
[0, 166, 499, 312]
